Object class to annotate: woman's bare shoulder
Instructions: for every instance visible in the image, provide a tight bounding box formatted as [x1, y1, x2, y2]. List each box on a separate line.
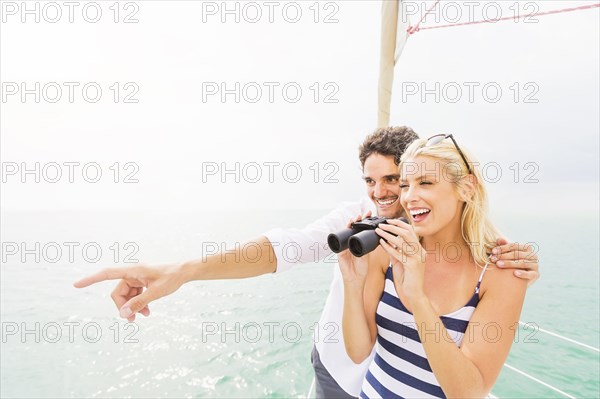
[480, 264, 527, 299]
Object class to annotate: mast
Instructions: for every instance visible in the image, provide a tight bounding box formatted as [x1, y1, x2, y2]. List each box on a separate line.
[377, 0, 411, 128]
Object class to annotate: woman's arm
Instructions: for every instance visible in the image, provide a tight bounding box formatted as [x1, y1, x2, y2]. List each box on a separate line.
[412, 269, 527, 398]
[342, 279, 372, 364]
[340, 246, 387, 364]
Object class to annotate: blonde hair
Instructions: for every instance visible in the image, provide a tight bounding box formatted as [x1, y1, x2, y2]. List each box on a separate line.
[400, 138, 500, 266]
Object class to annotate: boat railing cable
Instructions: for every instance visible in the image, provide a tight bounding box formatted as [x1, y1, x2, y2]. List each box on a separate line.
[305, 376, 316, 398]
[502, 363, 577, 399]
[519, 321, 600, 353]
[488, 321, 599, 398]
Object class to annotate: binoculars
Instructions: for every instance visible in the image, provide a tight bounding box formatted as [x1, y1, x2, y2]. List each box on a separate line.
[327, 216, 408, 257]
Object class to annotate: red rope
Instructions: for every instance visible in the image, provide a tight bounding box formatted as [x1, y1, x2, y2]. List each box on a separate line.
[407, 2, 600, 34]
[407, 0, 441, 34]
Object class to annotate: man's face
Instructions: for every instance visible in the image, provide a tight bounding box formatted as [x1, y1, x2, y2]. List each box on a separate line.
[362, 153, 403, 218]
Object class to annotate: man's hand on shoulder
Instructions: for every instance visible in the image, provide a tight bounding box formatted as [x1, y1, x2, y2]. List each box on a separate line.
[490, 238, 539, 287]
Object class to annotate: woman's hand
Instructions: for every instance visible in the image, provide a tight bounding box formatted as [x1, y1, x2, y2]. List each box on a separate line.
[338, 211, 372, 285]
[73, 263, 190, 322]
[338, 248, 370, 285]
[375, 218, 427, 306]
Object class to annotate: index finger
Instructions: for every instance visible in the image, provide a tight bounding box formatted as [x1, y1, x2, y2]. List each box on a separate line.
[381, 218, 411, 231]
[73, 267, 128, 288]
[492, 242, 534, 255]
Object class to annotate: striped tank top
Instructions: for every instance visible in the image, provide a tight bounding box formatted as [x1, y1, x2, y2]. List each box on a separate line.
[360, 263, 489, 399]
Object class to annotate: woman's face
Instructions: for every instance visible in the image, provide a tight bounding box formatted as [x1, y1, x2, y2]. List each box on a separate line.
[399, 155, 464, 238]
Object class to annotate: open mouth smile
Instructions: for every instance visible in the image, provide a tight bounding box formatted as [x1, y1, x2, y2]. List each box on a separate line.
[376, 197, 399, 208]
[409, 208, 431, 223]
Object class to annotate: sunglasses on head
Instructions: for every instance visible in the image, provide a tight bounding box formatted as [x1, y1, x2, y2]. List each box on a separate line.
[425, 134, 472, 175]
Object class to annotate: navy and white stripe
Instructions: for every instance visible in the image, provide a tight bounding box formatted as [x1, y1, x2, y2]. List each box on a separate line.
[360, 264, 488, 399]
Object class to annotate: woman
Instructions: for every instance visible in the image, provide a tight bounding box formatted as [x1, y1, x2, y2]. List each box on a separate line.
[339, 135, 527, 398]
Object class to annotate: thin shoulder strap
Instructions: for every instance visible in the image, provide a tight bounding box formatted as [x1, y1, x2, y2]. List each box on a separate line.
[475, 263, 489, 294]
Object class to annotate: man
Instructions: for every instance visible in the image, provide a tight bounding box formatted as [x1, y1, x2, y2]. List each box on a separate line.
[74, 126, 539, 398]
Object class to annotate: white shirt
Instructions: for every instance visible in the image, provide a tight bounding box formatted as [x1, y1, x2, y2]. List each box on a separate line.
[263, 196, 377, 396]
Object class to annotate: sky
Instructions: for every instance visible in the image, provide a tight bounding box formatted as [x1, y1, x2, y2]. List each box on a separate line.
[1, 0, 599, 215]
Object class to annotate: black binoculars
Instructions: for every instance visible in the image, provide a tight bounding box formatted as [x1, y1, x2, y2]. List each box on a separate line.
[327, 216, 408, 257]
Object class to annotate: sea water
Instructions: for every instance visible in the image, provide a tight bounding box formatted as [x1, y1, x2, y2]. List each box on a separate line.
[1, 210, 598, 398]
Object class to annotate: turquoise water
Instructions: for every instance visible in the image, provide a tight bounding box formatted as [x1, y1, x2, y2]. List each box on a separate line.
[1, 211, 598, 398]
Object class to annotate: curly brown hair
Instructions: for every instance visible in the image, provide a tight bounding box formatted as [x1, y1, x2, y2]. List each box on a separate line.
[358, 126, 419, 168]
